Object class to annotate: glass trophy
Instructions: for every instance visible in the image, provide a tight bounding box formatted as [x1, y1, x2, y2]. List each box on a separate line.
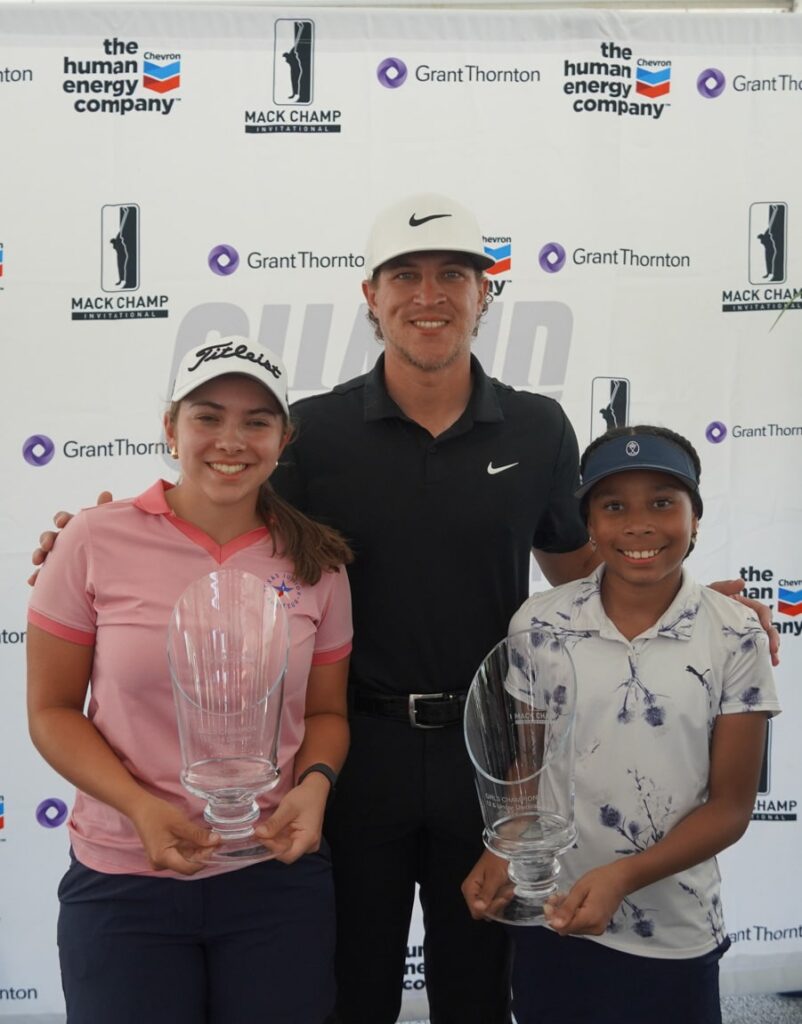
[167, 568, 288, 861]
[464, 627, 577, 925]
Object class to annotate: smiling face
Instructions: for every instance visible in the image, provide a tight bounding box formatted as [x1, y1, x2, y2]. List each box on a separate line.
[362, 251, 488, 374]
[586, 469, 699, 597]
[164, 374, 289, 523]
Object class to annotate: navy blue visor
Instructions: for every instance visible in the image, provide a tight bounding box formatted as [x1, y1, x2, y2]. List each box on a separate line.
[576, 434, 702, 511]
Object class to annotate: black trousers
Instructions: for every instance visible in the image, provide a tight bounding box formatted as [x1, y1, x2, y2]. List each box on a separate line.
[512, 925, 728, 1024]
[325, 713, 512, 1024]
[57, 851, 335, 1024]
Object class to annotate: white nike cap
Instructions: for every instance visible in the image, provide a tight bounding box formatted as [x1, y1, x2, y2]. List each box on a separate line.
[170, 336, 289, 417]
[364, 193, 495, 276]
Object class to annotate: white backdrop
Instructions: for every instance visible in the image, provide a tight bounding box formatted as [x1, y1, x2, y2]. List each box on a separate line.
[1, 4, 801, 1019]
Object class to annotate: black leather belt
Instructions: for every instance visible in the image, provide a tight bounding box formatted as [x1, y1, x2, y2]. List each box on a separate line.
[352, 690, 467, 729]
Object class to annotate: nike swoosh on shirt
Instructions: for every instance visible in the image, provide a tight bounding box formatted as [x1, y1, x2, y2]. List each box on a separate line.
[487, 461, 519, 475]
[409, 213, 452, 227]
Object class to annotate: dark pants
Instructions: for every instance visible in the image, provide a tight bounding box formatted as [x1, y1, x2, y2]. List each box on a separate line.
[58, 850, 335, 1024]
[325, 713, 512, 1024]
[511, 925, 728, 1024]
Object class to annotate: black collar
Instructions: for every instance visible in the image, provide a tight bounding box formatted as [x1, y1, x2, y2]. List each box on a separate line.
[362, 354, 504, 427]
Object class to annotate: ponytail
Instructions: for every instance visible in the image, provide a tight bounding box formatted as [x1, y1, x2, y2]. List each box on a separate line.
[257, 482, 353, 586]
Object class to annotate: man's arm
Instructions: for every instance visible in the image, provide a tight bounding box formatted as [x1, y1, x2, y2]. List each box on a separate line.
[533, 542, 600, 588]
[28, 492, 113, 586]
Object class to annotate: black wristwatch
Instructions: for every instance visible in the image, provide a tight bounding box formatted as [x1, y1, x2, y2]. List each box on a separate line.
[296, 762, 338, 795]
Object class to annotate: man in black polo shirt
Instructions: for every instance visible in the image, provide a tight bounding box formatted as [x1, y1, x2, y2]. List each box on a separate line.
[271, 194, 598, 1024]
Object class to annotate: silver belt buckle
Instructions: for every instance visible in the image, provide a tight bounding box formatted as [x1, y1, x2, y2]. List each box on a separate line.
[408, 692, 446, 729]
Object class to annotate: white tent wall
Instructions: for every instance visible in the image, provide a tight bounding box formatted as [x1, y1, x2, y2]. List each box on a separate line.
[1, 4, 800, 1019]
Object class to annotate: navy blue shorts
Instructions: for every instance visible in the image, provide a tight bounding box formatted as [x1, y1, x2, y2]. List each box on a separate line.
[57, 849, 335, 1024]
[511, 925, 729, 1024]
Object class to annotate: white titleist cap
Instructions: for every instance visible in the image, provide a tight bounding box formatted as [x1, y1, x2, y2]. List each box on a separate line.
[170, 337, 289, 417]
[364, 193, 495, 276]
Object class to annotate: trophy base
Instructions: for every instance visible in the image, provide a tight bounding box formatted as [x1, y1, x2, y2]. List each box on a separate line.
[210, 838, 276, 863]
[484, 893, 548, 927]
[479, 877, 562, 927]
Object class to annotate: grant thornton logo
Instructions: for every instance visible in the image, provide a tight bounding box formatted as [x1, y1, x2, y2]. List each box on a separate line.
[208, 244, 240, 276]
[377, 57, 408, 89]
[22, 434, 55, 466]
[36, 798, 69, 828]
[539, 242, 566, 274]
[697, 67, 726, 98]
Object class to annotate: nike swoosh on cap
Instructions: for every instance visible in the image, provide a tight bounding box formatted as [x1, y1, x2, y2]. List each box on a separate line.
[487, 461, 519, 475]
[409, 213, 452, 227]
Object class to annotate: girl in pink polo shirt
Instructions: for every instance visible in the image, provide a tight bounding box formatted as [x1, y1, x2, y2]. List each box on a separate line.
[27, 338, 353, 1024]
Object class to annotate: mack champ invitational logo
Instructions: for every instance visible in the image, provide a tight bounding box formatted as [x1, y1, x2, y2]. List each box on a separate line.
[722, 202, 801, 313]
[590, 377, 630, 440]
[564, 41, 672, 120]
[70, 204, 169, 320]
[244, 20, 342, 134]
[62, 37, 182, 115]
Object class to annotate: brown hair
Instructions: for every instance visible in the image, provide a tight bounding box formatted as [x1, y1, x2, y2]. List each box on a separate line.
[256, 479, 352, 586]
[167, 398, 352, 585]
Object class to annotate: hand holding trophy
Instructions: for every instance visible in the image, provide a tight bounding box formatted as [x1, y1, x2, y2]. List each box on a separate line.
[464, 626, 577, 924]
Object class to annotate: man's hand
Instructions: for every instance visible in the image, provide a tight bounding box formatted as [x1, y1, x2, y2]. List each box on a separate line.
[28, 492, 113, 585]
[462, 849, 513, 921]
[708, 578, 780, 666]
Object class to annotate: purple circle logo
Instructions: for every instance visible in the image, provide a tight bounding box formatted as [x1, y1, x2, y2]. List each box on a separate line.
[377, 58, 408, 89]
[538, 242, 566, 274]
[705, 421, 727, 444]
[36, 797, 68, 829]
[697, 68, 726, 99]
[208, 244, 240, 276]
[22, 434, 55, 467]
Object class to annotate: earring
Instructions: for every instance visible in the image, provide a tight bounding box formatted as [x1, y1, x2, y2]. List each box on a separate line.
[589, 536, 597, 550]
[691, 531, 698, 544]
[170, 445, 179, 460]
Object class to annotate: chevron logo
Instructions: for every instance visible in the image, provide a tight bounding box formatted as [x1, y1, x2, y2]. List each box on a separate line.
[483, 240, 511, 276]
[143, 59, 181, 94]
[636, 65, 671, 99]
[778, 585, 802, 616]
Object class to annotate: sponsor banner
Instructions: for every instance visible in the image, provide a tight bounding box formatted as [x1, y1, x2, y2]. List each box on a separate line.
[61, 36, 182, 115]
